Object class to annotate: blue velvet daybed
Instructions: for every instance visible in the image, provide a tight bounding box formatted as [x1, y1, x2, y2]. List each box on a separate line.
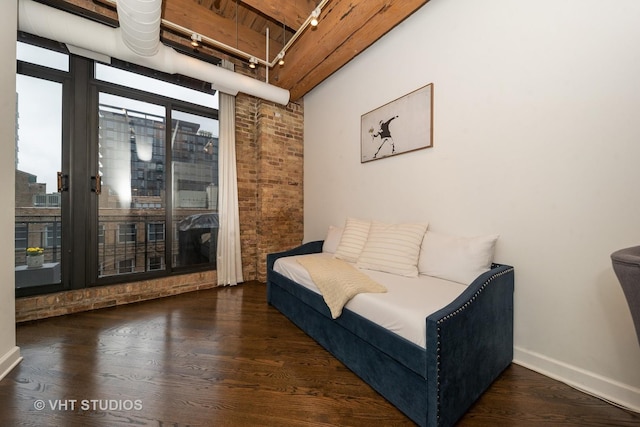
[266, 237, 514, 427]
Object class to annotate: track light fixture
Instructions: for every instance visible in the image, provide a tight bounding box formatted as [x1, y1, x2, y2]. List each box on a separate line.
[161, 0, 329, 76]
[190, 33, 201, 48]
[310, 7, 320, 27]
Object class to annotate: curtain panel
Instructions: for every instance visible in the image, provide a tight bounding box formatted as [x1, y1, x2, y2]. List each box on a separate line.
[216, 60, 244, 286]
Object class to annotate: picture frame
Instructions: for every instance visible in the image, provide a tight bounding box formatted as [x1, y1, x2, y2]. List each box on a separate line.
[360, 83, 433, 163]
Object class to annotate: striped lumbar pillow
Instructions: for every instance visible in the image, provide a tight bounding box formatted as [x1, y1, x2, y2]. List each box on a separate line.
[334, 217, 371, 263]
[356, 221, 428, 277]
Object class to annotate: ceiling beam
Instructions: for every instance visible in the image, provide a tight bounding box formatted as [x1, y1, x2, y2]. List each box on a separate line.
[270, 0, 428, 101]
[164, 0, 278, 61]
[46, 0, 429, 101]
[241, 0, 316, 31]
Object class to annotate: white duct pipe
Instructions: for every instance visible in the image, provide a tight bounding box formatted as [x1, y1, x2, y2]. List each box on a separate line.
[17, 0, 290, 105]
[117, 0, 162, 57]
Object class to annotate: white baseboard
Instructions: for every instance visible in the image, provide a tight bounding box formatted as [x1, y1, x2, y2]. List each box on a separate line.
[0, 346, 22, 382]
[514, 346, 640, 413]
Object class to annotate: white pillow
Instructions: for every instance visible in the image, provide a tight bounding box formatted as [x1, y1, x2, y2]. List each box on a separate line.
[322, 225, 343, 254]
[334, 218, 371, 262]
[356, 221, 428, 277]
[419, 231, 499, 285]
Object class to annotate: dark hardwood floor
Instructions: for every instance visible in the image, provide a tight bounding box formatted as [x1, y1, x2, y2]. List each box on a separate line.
[1, 281, 638, 426]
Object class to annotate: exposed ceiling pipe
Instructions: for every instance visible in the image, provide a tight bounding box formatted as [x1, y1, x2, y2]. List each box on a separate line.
[100, 0, 330, 70]
[17, 0, 290, 105]
[117, 0, 162, 57]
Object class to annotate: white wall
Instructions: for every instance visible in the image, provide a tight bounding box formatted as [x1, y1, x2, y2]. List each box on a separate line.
[0, 0, 22, 380]
[304, 0, 640, 410]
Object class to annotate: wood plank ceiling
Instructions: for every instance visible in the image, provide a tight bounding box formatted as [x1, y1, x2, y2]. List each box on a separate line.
[42, 0, 430, 101]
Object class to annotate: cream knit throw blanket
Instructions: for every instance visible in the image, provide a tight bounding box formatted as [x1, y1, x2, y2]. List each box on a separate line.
[297, 256, 387, 319]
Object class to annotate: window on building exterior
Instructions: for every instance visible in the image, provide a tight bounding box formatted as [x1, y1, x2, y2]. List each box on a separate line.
[15, 37, 219, 297]
[117, 259, 135, 274]
[15, 224, 27, 250]
[148, 256, 164, 271]
[118, 224, 137, 244]
[98, 225, 105, 245]
[148, 223, 165, 242]
[44, 224, 62, 249]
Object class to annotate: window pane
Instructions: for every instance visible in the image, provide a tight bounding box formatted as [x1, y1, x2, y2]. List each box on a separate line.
[117, 259, 135, 274]
[17, 42, 69, 72]
[172, 110, 219, 268]
[95, 64, 217, 109]
[15, 75, 63, 290]
[148, 223, 165, 242]
[45, 224, 62, 248]
[148, 256, 164, 271]
[98, 225, 105, 245]
[98, 92, 166, 277]
[118, 224, 137, 243]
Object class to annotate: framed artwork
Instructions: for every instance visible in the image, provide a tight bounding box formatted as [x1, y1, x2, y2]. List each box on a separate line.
[360, 83, 433, 163]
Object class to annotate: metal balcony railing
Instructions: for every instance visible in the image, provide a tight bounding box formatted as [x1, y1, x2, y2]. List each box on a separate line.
[15, 212, 216, 284]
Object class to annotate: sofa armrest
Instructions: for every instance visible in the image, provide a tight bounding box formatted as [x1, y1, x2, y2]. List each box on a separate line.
[266, 240, 324, 275]
[266, 241, 324, 305]
[425, 264, 514, 427]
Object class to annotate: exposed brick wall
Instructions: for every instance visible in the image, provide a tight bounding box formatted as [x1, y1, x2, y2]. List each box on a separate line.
[255, 100, 304, 280]
[235, 93, 260, 281]
[16, 270, 217, 323]
[16, 72, 304, 321]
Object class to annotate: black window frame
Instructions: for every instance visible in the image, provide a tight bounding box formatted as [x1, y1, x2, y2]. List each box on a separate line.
[16, 33, 220, 298]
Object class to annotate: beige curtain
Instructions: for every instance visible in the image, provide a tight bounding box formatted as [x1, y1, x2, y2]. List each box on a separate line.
[216, 60, 243, 286]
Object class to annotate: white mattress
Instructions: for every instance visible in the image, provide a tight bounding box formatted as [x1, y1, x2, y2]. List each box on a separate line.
[273, 253, 468, 348]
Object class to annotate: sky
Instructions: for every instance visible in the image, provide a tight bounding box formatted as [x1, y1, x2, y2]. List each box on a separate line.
[16, 74, 62, 192]
[16, 42, 219, 194]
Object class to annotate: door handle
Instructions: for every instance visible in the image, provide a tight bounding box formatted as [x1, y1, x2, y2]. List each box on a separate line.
[91, 175, 101, 195]
[57, 172, 69, 192]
